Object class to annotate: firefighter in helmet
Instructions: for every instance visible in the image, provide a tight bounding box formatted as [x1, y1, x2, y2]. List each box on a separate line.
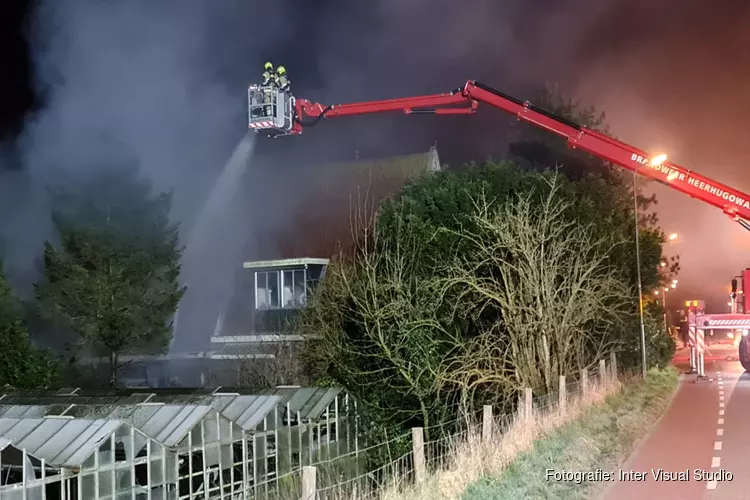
[275, 65, 290, 91]
[262, 61, 275, 86]
[260, 61, 276, 116]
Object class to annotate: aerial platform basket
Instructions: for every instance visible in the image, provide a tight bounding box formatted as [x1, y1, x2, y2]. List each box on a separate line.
[247, 85, 295, 137]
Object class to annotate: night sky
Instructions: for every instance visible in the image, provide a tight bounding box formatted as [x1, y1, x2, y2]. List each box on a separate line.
[1, 0, 749, 313]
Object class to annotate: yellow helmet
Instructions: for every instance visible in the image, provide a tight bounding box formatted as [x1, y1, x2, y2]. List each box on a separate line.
[276, 66, 286, 75]
[264, 61, 273, 71]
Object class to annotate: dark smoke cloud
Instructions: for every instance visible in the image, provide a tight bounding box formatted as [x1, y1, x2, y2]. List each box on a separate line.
[570, 0, 750, 311]
[7, 0, 297, 349]
[23, 1, 272, 217]
[273, 0, 617, 163]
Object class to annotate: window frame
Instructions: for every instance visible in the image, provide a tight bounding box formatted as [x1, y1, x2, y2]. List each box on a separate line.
[255, 267, 309, 310]
[282, 268, 307, 308]
[254, 270, 280, 309]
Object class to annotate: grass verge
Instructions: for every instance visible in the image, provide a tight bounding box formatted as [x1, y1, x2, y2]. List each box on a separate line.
[461, 367, 678, 500]
[377, 371, 622, 500]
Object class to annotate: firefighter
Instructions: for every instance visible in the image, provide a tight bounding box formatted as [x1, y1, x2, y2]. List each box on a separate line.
[275, 65, 290, 91]
[262, 61, 275, 86]
[260, 61, 276, 116]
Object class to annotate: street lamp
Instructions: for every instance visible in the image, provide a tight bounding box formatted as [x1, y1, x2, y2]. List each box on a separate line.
[651, 153, 668, 166]
[668, 232, 678, 241]
[634, 153, 669, 379]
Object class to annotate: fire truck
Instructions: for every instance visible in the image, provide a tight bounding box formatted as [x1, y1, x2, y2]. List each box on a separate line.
[247, 80, 750, 370]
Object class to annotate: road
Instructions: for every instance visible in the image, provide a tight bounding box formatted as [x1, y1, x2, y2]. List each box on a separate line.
[603, 341, 747, 500]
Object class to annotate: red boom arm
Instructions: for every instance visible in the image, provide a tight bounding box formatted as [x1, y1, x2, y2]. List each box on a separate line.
[293, 80, 750, 228]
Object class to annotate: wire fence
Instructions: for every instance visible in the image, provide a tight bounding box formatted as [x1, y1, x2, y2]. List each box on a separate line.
[265, 355, 618, 499]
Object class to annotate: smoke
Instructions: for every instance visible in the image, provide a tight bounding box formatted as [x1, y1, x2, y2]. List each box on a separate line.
[22, 1, 279, 218]
[269, 0, 616, 164]
[570, 0, 750, 310]
[291, 0, 750, 309]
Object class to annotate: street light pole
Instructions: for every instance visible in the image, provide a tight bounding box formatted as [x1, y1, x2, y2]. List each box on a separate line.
[632, 153, 667, 379]
[633, 170, 648, 379]
[662, 291, 668, 336]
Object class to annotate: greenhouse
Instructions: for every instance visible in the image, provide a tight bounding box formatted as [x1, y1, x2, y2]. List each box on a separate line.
[0, 386, 356, 498]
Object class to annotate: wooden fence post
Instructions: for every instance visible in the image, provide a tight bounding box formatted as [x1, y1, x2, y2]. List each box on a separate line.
[599, 359, 606, 385]
[412, 427, 425, 484]
[524, 387, 532, 420]
[558, 375, 566, 416]
[581, 367, 589, 397]
[482, 405, 493, 442]
[610, 352, 618, 381]
[517, 392, 523, 419]
[301, 466, 316, 500]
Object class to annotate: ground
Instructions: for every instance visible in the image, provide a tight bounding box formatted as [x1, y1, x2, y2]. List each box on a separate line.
[605, 342, 748, 500]
[461, 368, 677, 499]
[459, 340, 748, 500]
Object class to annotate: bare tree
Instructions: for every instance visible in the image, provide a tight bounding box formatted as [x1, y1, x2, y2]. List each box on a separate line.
[440, 174, 630, 395]
[300, 201, 461, 432]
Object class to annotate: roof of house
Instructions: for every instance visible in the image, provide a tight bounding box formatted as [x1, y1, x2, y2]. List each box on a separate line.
[242, 257, 329, 270]
[268, 146, 440, 260]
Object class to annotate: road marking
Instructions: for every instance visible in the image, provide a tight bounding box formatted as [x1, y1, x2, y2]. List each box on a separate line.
[707, 480, 718, 490]
[720, 402, 725, 408]
[718, 418, 724, 425]
[714, 441, 722, 450]
[720, 409, 725, 416]
[712, 456, 721, 467]
[717, 428, 724, 436]
[719, 395, 724, 401]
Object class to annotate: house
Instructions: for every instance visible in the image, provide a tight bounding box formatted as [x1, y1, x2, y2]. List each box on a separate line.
[121, 146, 441, 387]
[210, 146, 441, 359]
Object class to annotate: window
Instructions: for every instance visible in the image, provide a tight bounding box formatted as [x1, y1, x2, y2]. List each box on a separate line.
[255, 271, 280, 309]
[255, 268, 307, 310]
[282, 269, 307, 308]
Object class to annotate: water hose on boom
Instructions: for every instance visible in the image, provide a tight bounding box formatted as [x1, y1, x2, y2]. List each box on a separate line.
[294, 105, 334, 127]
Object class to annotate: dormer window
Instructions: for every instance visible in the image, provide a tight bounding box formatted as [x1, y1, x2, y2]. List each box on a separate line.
[255, 268, 307, 310]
